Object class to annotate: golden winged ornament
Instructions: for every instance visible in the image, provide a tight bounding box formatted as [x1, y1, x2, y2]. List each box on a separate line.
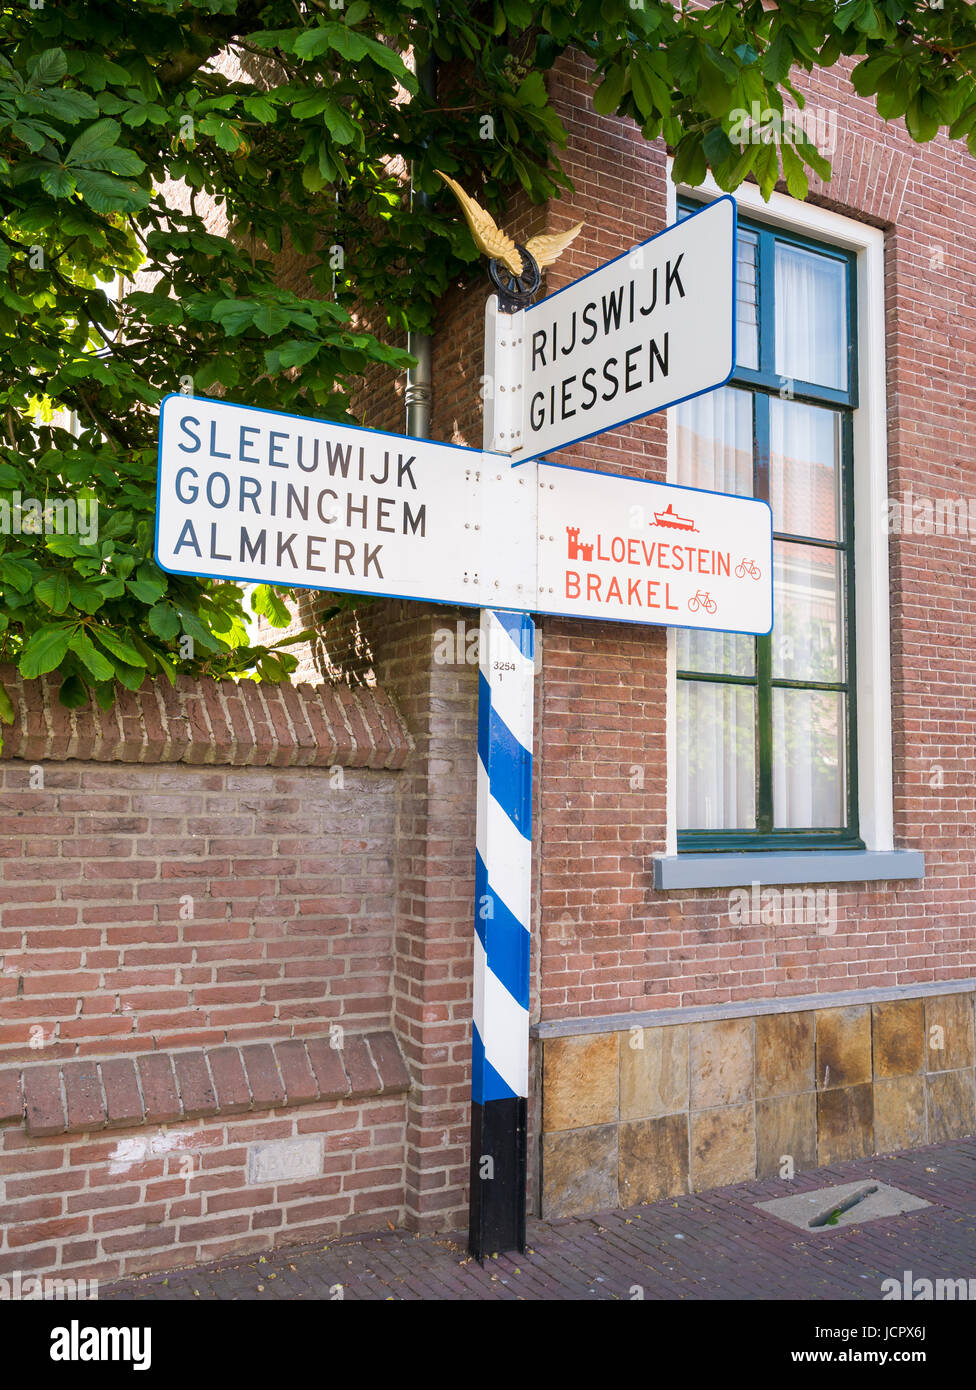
[435, 170, 583, 285]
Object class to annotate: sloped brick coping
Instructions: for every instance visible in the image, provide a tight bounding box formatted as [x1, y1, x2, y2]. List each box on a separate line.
[0, 665, 411, 770]
[0, 1032, 410, 1138]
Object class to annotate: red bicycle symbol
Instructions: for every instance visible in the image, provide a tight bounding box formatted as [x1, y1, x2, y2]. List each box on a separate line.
[735, 558, 762, 580]
[688, 591, 717, 615]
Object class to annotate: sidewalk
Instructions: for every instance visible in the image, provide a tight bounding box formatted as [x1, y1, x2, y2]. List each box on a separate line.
[103, 1138, 976, 1301]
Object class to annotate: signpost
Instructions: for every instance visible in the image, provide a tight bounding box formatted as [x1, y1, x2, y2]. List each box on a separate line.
[469, 608, 534, 1258]
[155, 196, 752, 1263]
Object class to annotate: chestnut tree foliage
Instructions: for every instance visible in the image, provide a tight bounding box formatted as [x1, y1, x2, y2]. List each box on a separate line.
[1, 0, 974, 722]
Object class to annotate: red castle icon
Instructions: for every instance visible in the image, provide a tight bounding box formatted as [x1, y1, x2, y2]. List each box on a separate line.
[566, 526, 594, 561]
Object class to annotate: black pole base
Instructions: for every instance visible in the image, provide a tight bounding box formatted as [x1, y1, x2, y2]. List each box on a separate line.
[468, 1096, 527, 1260]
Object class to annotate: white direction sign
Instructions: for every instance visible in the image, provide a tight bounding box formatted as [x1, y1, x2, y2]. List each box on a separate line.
[156, 394, 771, 636]
[154, 393, 536, 611]
[536, 462, 771, 635]
[509, 196, 736, 463]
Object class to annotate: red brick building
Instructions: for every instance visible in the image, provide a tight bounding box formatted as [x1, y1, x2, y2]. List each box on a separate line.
[1, 49, 975, 1280]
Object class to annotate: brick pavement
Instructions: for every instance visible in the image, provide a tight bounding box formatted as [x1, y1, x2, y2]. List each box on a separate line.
[102, 1137, 976, 1301]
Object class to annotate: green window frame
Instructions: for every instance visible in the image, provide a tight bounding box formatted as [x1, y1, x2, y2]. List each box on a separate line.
[676, 198, 862, 852]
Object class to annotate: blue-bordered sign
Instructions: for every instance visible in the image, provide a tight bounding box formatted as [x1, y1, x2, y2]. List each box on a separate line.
[154, 392, 536, 612]
[513, 195, 737, 462]
[155, 390, 772, 636]
[535, 460, 772, 637]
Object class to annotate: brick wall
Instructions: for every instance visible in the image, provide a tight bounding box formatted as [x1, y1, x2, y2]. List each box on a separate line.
[0, 670, 416, 1278]
[0, 1090, 408, 1281]
[353, 600, 482, 1232]
[525, 50, 976, 1019]
[523, 53, 976, 1209]
[0, 669, 410, 1063]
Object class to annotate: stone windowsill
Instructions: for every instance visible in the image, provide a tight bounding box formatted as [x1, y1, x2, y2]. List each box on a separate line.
[653, 849, 925, 891]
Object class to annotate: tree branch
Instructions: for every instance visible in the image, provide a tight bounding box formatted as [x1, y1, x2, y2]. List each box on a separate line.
[71, 387, 135, 452]
[156, 3, 266, 89]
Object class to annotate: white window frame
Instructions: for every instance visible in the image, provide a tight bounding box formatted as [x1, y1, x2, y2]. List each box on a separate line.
[664, 172, 895, 863]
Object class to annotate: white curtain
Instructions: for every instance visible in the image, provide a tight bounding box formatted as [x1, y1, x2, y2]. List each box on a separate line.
[772, 542, 843, 684]
[773, 689, 845, 827]
[674, 386, 752, 495]
[775, 244, 847, 391]
[677, 682, 756, 830]
[769, 395, 846, 826]
[770, 397, 841, 541]
[674, 386, 755, 830]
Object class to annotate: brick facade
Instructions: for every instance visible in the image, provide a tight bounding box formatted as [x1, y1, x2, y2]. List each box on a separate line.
[3, 44, 976, 1273]
[528, 52, 976, 1210]
[341, 51, 976, 1220]
[0, 671, 415, 1277]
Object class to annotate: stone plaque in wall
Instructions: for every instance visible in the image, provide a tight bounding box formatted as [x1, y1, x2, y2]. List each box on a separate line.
[248, 1137, 323, 1185]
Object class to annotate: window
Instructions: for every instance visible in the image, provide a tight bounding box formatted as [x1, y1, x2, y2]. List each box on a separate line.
[674, 201, 860, 851]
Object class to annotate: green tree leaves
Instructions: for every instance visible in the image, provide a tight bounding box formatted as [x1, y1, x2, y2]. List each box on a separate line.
[251, 585, 292, 628]
[5, 57, 150, 212]
[1, 0, 974, 738]
[34, 572, 71, 614]
[68, 629, 114, 682]
[147, 603, 181, 639]
[577, 0, 976, 188]
[20, 624, 73, 679]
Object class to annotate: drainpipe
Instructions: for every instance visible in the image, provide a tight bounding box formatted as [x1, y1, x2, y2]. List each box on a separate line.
[405, 46, 436, 439]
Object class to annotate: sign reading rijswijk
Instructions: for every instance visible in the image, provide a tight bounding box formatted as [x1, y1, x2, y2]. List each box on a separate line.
[514, 195, 737, 462]
[156, 394, 772, 636]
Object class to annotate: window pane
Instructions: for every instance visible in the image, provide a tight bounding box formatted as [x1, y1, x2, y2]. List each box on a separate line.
[675, 386, 754, 678]
[772, 542, 844, 682]
[675, 386, 752, 497]
[677, 681, 756, 830]
[772, 689, 846, 827]
[775, 243, 848, 391]
[736, 227, 759, 370]
[676, 628, 754, 676]
[770, 398, 843, 541]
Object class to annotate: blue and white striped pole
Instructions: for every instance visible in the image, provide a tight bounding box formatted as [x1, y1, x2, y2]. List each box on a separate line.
[469, 607, 534, 1258]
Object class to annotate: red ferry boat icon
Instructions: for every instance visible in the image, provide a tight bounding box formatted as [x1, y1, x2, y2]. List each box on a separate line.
[651, 503, 697, 532]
